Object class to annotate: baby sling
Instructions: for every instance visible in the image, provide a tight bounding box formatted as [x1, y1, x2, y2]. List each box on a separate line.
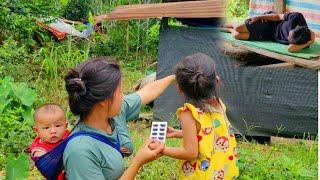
[33, 131, 122, 180]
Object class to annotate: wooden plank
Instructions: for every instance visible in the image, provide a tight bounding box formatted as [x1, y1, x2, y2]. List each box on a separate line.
[103, 0, 225, 20]
[260, 62, 295, 68]
[224, 40, 320, 70]
[116, 0, 223, 10]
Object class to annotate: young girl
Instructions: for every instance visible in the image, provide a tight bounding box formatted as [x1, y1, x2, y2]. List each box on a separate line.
[164, 53, 239, 179]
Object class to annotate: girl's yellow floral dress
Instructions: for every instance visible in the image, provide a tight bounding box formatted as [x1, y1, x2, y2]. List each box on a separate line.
[177, 102, 239, 180]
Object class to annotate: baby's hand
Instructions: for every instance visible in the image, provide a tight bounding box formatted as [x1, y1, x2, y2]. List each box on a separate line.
[32, 150, 46, 158]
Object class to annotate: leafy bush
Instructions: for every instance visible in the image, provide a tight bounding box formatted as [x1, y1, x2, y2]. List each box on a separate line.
[226, 0, 250, 18]
[0, 76, 37, 169]
[6, 153, 29, 180]
[0, 0, 60, 50]
[62, 0, 95, 21]
[0, 37, 29, 63]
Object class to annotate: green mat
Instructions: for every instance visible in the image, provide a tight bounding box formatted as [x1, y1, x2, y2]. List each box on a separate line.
[219, 31, 320, 59]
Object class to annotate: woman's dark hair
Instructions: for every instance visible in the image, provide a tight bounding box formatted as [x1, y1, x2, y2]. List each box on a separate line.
[65, 57, 121, 119]
[174, 53, 218, 110]
[289, 26, 311, 45]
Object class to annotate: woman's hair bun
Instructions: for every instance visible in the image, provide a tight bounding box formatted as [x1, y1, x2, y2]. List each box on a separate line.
[65, 69, 87, 96]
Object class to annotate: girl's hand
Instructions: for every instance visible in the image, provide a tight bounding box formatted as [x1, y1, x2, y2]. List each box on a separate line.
[166, 126, 182, 138]
[134, 139, 164, 166]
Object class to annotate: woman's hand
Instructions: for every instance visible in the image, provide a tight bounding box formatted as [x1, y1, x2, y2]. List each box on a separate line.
[166, 126, 183, 138]
[133, 139, 164, 166]
[120, 139, 164, 180]
[136, 75, 176, 105]
[93, 15, 107, 25]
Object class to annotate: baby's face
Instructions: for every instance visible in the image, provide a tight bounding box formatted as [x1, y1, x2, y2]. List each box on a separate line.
[35, 112, 67, 144]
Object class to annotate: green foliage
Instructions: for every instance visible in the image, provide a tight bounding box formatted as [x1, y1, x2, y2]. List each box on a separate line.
[6, 153, 29, 180]
[33, 40, 90, 79]
[0, 36, 29, 64]
[0, 76, 37, 169]
[226, 0, 250, 18]
[238, 140, 318, 179]
[62, 0, 95, 21]
[0, 0, 60, 49]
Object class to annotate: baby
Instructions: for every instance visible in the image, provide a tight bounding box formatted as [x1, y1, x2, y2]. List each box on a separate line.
[30, 103, 70, 159]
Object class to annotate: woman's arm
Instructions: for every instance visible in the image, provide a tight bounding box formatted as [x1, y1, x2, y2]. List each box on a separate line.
[119, 160, 141, 180]
[120, 140, 164, 180]
[162, 110, 198, 161]
[136, 75, 175, 105]
[288, 31, 315, 52]
[94, 14, 108, 24]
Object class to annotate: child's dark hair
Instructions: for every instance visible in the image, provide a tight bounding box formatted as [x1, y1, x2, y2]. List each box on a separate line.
[289, 25, 311, 45]
[34, 103, 65, 121]
[65, 57, 121, 119]
[174, 53, 218, 110]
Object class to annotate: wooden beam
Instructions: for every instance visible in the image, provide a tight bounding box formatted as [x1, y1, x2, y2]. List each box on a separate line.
[103, 0, 225, 20]
[224, 40, 320, 70]
[260, 62, 295, 68]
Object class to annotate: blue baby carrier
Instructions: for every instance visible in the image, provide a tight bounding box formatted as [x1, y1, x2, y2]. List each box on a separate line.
[34, 131, 122, 180]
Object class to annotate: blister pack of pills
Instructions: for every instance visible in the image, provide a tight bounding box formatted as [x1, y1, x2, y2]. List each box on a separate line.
[150, 121, 167, 143]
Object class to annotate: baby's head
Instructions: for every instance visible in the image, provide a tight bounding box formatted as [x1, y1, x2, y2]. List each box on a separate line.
[33, 104, 68, 144]
[174, 53, 220, 109]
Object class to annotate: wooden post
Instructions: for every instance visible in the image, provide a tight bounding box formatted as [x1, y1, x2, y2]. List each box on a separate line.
[161, 17, 169, 30]
[274, 0, 285, 13]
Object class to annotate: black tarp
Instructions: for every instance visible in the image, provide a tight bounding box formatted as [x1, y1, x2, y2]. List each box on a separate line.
[153, 26, 318, 137]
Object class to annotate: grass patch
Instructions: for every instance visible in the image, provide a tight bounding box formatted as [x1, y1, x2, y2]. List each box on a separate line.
[126, 121, 317, 180]
[10, 120, 317, 179]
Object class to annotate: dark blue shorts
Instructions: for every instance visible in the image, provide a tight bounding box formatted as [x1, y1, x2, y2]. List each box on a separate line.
[245, 19, 274, 41]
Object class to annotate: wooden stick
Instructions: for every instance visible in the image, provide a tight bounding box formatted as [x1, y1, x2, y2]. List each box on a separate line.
[260, 62, 295, 68]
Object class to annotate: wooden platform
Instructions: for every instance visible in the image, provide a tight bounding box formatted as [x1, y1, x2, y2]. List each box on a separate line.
[223, 40, 320, 70]
[101, 0, 225, 20]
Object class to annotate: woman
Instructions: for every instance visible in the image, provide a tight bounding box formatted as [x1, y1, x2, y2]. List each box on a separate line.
[63, 57, 175, 179]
